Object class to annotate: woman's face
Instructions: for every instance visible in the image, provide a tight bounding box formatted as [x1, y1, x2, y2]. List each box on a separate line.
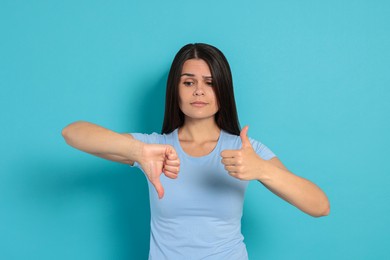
[178, 59, 219, 122]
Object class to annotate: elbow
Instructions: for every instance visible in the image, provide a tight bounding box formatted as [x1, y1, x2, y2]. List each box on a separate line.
[61, 125, 70, 140]
[311, 201, 331, 218]
[62, 125, 71, 143]
[315, 205, 330, 218]
[322, 203, 331, 216]
[61, 121, 85, 144]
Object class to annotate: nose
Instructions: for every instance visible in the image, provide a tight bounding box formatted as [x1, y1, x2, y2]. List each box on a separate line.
[193, 83, 205, 96]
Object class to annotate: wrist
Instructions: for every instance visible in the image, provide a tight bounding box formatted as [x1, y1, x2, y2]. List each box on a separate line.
[255, 157, 273, 182]
[124, 136, 145, 164]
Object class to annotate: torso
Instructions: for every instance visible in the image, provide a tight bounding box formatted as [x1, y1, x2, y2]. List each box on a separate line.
[130, 129, 275, 260]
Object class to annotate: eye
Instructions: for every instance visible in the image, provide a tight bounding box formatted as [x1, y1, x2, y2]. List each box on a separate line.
[206, 81, 213, 86]
[183, 81, 194, 87]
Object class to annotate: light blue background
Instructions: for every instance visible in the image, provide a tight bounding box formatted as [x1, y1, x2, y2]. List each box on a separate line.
[1, 1, 389, 259]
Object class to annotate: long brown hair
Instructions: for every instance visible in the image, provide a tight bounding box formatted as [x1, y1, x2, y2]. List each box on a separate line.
[161, 43, 240, 135]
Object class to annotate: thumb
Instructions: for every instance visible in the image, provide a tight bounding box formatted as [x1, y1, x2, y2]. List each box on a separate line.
[240, 125, 251, 148]
[151, 178, 164, 199]
[166, 146, 178, 159]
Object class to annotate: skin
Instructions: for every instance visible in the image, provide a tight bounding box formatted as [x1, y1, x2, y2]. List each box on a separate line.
[62, 123, 180, 199]
[177, 59, 330, 217]
[177, 59, 221, 157]
[62, 58, 330, 217]
[221, 126, 330, 217]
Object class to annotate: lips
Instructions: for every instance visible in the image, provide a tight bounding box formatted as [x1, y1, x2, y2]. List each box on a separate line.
[190, 101, 208, 107]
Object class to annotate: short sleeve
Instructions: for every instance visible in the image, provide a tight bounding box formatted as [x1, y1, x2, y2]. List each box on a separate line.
[249, 138, 276, 160]
[130, 132, 164, 145]
[129, 132, 163, 169]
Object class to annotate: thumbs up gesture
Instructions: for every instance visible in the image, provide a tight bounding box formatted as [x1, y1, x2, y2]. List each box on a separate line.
[221, 126, 264, 181]
[138, 144, 180, 199]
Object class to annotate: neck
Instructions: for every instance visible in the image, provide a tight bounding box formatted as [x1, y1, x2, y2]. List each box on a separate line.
[179, 118, 220, 142]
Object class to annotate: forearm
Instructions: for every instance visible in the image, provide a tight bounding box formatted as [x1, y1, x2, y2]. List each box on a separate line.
[258, 159, 330, 217]
[62, 121, 143, 164]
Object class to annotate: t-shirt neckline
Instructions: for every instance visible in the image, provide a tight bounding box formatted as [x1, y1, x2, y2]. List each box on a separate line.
[173, 128, 224, 160]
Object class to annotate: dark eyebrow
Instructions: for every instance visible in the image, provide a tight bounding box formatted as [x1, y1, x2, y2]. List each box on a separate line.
[180, 73, 213, 79]
[181, 73, 195, 77]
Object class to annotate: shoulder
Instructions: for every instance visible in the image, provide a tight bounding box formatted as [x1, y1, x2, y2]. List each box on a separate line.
[130, 129, 177, 145]
[221, 130, 264, 147]
[221, 130, 276, 160]
[220, 130, 241, 146]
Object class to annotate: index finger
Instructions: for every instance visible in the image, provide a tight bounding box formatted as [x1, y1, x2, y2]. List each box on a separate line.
[220, 150, 239, 158]
[166, 146, 178, 158]
[167, 151, 179, 160]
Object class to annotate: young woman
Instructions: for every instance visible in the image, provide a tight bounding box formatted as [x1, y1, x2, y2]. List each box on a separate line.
[62, 43, 330, 259]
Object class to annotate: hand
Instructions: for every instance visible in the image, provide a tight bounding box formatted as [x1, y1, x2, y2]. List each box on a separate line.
[138, 144, 180, 199]
[221, 126, 264, 181]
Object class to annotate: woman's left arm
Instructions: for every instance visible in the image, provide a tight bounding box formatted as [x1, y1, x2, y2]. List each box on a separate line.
[256, 157, 330, 217]
[221, 126, 330, 217]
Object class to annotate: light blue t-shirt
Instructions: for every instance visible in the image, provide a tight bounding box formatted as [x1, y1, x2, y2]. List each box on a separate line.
[131, 129, 275, 260]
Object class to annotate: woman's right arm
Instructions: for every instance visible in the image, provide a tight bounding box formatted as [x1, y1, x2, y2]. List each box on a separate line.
[62, 121, 180, 198]
[62, 121, 141, 165]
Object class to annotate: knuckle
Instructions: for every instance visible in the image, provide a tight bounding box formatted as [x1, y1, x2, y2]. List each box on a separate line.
[236, 173, 245, 180]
